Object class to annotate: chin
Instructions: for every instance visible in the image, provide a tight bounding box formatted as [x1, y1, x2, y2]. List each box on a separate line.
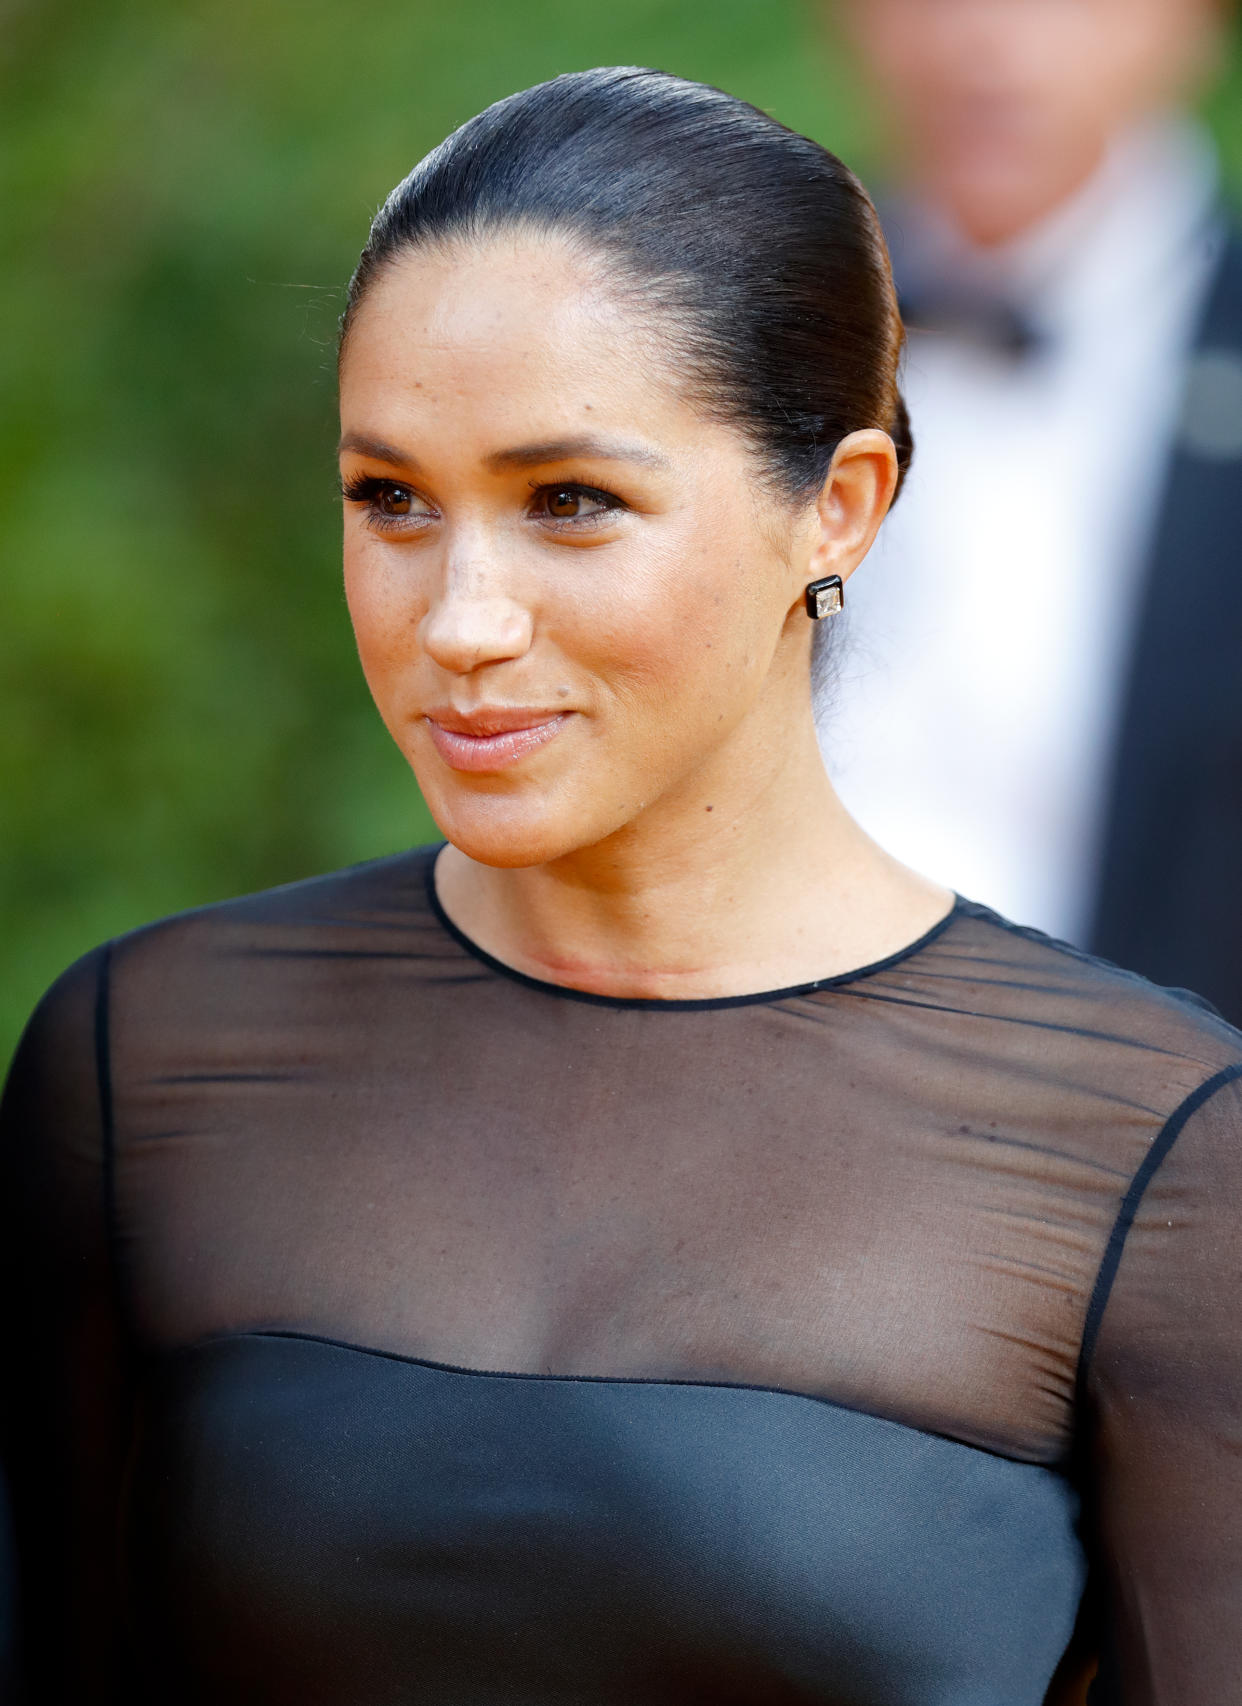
[420, 786, 607, 870]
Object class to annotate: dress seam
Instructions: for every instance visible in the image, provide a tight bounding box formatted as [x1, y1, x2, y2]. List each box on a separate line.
[164, 1326, 1054, 1469]
[1074, 1059, 1242, 1413]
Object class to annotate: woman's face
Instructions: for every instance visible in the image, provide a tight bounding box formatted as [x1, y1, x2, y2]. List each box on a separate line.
[338, 234, 824, 869]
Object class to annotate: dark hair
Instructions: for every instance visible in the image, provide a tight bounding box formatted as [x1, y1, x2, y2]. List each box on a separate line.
[342, 67, 912, 502]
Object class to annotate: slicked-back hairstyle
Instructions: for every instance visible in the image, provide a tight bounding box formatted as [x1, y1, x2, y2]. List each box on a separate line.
[341, 68, 912, 504]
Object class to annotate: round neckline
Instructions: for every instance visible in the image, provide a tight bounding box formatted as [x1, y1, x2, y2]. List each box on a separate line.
[422, 845, 964, 1012]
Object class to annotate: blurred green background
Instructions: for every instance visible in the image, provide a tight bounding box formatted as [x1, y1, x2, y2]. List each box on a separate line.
[3, 0, 1241, 1065]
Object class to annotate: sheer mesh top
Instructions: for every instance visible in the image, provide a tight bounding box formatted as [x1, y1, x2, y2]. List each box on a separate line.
[3, 844, 1242, 1703]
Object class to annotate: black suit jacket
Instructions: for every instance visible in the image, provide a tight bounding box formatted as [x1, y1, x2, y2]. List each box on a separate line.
[1089, 231, 1242, 1025]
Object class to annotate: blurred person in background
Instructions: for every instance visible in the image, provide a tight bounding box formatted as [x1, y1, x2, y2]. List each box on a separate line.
[826, 0, 1242, 1022]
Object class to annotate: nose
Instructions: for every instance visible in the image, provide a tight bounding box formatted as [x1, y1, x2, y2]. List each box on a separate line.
[420, 550, 534, 676]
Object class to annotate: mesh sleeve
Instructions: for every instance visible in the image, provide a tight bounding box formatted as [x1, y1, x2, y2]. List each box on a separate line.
[0, 946, 134, 1703]
[1082, 1065, 1242, 1703]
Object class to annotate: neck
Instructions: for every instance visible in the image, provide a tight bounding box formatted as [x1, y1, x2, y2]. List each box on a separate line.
[435, 692, 951, 999]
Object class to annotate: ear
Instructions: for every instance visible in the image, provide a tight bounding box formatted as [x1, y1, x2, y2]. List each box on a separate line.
[805, 429, 899, 591]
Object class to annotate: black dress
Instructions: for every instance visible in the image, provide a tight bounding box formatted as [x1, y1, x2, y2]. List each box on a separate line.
[3, 844, 1241, 1704]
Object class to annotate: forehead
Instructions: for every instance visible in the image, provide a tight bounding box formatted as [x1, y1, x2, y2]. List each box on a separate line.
[338, 235, 688, 445]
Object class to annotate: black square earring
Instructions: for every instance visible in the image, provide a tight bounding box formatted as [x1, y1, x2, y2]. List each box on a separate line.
[805, 575, 844, 620]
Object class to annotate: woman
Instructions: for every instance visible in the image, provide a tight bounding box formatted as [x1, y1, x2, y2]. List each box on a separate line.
[2, 67, 1240, 1706]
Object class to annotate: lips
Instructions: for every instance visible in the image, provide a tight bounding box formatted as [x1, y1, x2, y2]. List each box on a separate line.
[424, 707, 570, 773]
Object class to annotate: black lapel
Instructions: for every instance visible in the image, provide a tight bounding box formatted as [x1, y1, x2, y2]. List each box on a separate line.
[1089, 229, 1242, 1023]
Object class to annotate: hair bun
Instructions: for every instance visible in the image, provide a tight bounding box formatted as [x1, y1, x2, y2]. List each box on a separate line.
[889, 390, 914, 497]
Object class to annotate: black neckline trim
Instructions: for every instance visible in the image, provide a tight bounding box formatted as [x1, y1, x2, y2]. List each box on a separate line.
[421, 844, 964, 1011]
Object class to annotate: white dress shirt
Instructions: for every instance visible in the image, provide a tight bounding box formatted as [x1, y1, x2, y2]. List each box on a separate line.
[821, 118, 1221, 943]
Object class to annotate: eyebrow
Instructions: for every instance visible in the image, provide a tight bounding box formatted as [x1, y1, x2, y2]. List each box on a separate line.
[337, 433, 416, 466]
[485, 436, 670, 472]
[337, 431, 670, 473]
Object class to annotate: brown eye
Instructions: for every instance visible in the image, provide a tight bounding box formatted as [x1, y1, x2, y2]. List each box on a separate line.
[377, 484, 414, 516]
[534, 484, 618, 523]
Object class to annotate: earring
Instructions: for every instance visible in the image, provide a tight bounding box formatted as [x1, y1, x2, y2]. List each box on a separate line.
[805, 575, 844, 620]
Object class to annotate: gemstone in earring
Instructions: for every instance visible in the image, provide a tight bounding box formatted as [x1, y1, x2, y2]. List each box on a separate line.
[805, 575, 845, 620]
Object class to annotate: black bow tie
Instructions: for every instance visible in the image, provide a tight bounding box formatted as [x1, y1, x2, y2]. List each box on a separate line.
[898, 285, 1047, 359]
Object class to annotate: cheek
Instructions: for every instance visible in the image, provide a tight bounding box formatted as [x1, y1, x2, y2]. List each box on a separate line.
[343, 539, 423, 686]
[571, 528, 769, 737]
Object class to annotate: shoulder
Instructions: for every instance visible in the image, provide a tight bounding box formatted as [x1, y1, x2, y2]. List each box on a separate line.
[116, 843, 441, 942]
[17, 845, 447, 1054]
[112, 843, 440, 966]
[2, 943, 110, 1133]
[920, 898, 1242, 1128]
[952, 896, 1242, 1050]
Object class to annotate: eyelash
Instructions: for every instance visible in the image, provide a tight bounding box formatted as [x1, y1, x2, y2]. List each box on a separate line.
[339, 473, 627, 534]
[338, 473, 425, 535]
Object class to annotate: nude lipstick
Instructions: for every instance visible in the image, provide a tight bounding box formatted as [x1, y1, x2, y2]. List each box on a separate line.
[425, 707, 569, 773]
